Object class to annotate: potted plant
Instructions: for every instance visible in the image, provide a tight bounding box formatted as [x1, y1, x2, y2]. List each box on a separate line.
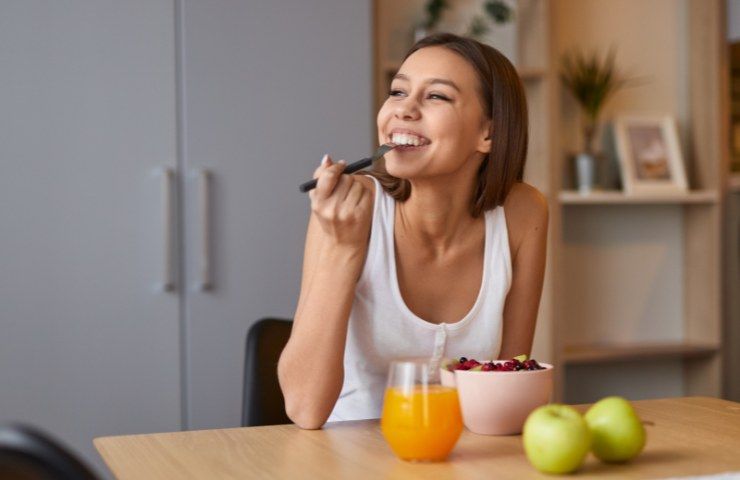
[415, 0, 449, 41]
[466, 1, 513, 40]
[560, 48, 629, 193]
[417, 0, 512, 42]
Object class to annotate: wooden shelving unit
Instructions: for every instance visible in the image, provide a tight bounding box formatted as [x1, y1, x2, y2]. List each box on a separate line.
[374, 0, 725, 404]
[563, 342, 720, 365]
[553, 0, 725, 404]
[723, 13, 740, 402]
[558, 190, 719, 205]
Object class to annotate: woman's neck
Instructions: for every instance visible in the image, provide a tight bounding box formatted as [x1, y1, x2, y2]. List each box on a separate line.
[396, 170, 480, 257]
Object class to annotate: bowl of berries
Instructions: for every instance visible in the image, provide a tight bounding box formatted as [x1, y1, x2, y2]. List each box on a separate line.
[440, 355, 553, 435]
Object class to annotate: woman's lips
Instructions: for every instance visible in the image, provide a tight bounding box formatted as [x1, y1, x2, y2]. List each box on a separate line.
[393, 143, 428, 151]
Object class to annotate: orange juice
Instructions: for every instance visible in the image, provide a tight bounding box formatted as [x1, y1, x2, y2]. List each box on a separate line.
[380, 385, 463, 461]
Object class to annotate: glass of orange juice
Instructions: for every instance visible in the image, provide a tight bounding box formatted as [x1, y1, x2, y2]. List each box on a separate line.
[380, 358, 463, 462]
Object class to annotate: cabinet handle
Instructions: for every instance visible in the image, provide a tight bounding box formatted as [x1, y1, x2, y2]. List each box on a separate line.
[198, 169, 213, 291]
[161, 167, 176, 292]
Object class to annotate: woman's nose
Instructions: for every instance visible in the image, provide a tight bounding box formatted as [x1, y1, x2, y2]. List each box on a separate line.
[393, 96, 420, 120]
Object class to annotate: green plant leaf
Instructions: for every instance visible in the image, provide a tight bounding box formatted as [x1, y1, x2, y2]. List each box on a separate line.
[485, 1, 512, 24]
[559, 47, 633, 152]
[466, 15, 489, 38]
[425, 0, 449, 29]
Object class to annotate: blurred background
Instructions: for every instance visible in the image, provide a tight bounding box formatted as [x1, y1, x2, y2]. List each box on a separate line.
[0, 0, 737, 475]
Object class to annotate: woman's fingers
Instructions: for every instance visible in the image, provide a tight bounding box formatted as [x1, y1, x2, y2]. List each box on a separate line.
[329, 169, 353, 205]
[309, 155, 374, 242]
[312, 154, 332, 179]
[314, 159, 346, 200]
[308, 166, 374, 246]
[343, 179, 364, 209]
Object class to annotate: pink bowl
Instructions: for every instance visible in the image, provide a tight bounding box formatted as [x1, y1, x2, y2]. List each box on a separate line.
[440, 362, 554, 435]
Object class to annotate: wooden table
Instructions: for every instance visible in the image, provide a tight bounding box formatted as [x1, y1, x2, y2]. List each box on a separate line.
[95, 396, 740, 479]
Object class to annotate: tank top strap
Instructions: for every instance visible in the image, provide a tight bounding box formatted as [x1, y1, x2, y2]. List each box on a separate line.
[487, 205, 513, 289]
[358, 175, 393, 285]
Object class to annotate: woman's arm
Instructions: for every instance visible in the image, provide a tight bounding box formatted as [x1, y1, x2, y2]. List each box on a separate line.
[278, 157, 374, 429]
[499, 183, 549, 359]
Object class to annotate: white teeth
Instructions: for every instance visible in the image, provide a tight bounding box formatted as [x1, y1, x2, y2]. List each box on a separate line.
[391, 132, 427, 146]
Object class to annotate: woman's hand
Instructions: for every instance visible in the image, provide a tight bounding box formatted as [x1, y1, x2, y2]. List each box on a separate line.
[308, 155, 373, 248]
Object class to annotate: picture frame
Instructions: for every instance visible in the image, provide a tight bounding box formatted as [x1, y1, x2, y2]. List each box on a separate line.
[613, 115, 688, 194]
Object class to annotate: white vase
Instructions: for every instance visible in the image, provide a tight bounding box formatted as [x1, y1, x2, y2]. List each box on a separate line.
[414, 26, 429, 42]
[576, 153, 595, 194]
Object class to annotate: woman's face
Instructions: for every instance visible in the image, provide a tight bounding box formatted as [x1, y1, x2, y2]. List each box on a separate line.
[377, 46, 491, 180]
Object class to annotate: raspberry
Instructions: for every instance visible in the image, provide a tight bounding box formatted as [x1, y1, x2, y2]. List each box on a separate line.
[523, 359, 544, 370]
[462, 359, 481, 369]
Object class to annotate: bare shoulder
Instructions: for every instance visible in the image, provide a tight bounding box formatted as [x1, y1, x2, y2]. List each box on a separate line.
[504, 183, 547, 220]
[502, 183, 548, 256]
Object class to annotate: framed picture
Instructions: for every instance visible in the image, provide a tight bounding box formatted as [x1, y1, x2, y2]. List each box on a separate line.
[613, 115, 688, 194]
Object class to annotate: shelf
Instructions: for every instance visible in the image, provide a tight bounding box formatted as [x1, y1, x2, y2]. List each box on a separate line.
[562, 342, 720, 365]
[517, 67, 547, 81]
[729, 174, 740, 192]
[558, 190, 719, 205]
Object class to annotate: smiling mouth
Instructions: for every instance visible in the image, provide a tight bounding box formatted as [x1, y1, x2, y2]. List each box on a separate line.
[387, 132, 431, 150]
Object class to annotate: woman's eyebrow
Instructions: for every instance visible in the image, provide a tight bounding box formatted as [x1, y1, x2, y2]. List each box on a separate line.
[393, 73, 461, 93]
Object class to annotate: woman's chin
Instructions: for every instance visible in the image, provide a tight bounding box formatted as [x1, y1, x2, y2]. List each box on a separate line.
[384, 162, 419, 180]
[383, 153, 428, 178]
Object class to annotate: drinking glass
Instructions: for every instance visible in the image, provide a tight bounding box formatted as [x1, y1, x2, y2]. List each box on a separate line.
[380, 358, 463, 462]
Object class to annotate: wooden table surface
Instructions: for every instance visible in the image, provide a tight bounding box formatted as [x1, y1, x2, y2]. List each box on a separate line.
[95, 396, 740, 479]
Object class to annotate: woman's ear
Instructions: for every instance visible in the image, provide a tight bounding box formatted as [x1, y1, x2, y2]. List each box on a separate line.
[477, 122, 492, 154]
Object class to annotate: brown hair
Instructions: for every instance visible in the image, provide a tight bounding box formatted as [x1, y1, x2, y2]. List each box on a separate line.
[370, 32, 528, 217]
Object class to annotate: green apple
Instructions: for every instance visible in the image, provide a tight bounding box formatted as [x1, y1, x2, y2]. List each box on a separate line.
[523, 404, 591, 474]
[584, 396, 646, 463]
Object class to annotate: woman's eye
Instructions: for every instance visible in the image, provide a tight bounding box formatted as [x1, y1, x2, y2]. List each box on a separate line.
[386, 90, 450, 101]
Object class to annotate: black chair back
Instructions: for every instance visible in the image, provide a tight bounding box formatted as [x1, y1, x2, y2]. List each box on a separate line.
[0, 424, 99, 480]
[242, 318, 293, 427]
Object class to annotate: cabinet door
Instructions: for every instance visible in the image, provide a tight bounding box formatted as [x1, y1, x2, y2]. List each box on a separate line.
[180, 0, 373, 429]
[0, 1, 180, 472]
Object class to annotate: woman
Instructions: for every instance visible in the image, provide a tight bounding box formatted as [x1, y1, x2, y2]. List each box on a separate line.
[278, 33, 548, 429]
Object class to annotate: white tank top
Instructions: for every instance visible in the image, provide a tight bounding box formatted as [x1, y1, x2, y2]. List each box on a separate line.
[327, 175, 513, 422]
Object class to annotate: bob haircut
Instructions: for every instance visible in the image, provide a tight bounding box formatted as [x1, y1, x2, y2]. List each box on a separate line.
[370, 33, 528, 217]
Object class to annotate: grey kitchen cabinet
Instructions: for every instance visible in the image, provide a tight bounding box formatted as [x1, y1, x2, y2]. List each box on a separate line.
[0, 0, 372, 473]
[0, 1, 182, 475]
